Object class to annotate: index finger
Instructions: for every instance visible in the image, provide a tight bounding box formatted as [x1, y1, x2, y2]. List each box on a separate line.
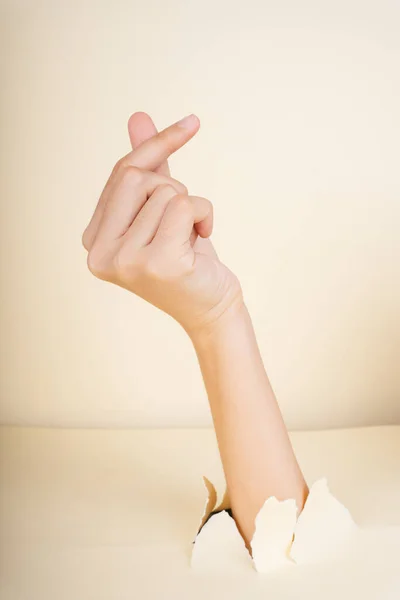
[122, 114, 200, 171]
[127, 112, 171, 176]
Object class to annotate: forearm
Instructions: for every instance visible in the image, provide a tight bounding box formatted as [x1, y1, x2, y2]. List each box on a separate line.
[190, 301, 308, 546]
[84, 110, 307, 547]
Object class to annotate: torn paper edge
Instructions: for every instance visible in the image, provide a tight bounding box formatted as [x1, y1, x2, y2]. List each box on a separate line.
[251, 496, 298, 573]
[192, 476, 357, 573]
[191, 507, 252, 572]
[198, 476, 218, 531]
[215, 486, 231, 512]
[290, 477, 357, 565]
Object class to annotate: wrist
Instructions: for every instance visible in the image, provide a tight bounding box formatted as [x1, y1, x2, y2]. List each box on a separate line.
[187, 295, 249, 350]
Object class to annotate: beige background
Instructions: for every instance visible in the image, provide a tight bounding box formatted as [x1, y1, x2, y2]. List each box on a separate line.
[0, 0, 399, 429]
[1, 425, 400, 598]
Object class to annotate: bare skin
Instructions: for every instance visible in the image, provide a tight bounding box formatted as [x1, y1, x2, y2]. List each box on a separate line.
[82, 112, 308, 546]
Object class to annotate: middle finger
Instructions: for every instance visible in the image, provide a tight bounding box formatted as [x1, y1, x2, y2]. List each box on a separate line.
[84, 168, 186, 250]
[92, 168, 187, 247]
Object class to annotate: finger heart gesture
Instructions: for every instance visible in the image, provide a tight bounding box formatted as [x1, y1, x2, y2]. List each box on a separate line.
[82, 113, 242, 336]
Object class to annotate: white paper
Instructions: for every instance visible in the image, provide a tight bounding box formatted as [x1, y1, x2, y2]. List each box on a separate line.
[191, 510, 252, 572]
[192, 476, 357, 573]
[290, 478, 357, 564]
[251, 497, 297, 573]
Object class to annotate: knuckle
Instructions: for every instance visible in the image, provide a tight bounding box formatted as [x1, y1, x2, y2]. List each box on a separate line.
[157, 183, 178, 196]
[172, 194, 192, 212]
[112, 157, 124, 175]
[171, 179, 188, 195]
[205, 198, 213, 214]
[120, 164, 144, 185]
[87, 247, 109, 280]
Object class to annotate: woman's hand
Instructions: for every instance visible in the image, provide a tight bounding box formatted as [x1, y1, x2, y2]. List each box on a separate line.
[83, 112, 308, 546]
[82, 114, 242, 335]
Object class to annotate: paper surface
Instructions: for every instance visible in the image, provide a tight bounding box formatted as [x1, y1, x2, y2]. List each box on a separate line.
[3, 426, 400, 599]
[251, 497, 297, 573]
[290, 478, 357, 564]
[192, 476, 357, 573]
[191, 510, 252, 572]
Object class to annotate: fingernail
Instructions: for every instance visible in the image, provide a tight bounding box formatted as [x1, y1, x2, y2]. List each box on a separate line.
[176, 114, 198, 129]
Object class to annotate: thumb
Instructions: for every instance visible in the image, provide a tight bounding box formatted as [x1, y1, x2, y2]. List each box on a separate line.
[127, 112, 171, 176]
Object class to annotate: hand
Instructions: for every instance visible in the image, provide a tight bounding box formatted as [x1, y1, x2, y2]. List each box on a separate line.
[82, 114, 242, 336]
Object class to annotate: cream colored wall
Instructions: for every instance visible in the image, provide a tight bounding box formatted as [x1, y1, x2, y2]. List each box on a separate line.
[1, 0, 399, 429]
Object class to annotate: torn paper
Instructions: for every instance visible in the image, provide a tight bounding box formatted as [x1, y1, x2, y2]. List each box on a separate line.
[251, 497, 297, 573]
[191, 510, 252, 572]
[191, 477, 251, 572]
[290, 478, 357, 564]
[198, 476, 218, 532]
[191, 476, 357, 573]
[215, 486, 231, 512]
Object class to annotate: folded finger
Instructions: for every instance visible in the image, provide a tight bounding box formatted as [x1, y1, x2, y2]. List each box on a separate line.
[93, 170, 187, 246]
[124, 184, 178, 249]
[82, 163, 120, 251]
[152, 194, 213, 248]
[83, 113, 193, 251]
